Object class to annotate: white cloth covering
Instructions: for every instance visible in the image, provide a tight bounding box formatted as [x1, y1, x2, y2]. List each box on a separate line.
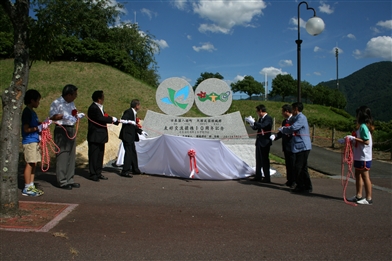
[116, 134, 256, 180]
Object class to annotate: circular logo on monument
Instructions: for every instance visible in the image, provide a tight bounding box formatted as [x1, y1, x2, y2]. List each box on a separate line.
[156, 77, 195, 116]
[194, 78, 232, 116]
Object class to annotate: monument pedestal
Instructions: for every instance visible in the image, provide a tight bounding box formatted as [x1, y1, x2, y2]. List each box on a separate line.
[142, 110, 249, 139]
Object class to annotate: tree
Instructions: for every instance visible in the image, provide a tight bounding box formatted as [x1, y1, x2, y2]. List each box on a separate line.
[0, 0, 31, 216]
[301, 80, 313, 103]
[194, 72, 224, 90]
[269, 74, 296, 101]
[230, 75, 264, 99]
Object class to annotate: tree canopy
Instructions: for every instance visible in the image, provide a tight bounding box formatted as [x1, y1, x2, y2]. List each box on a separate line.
[194, 72, 224, 90]
[269, 74, 296, 101]
[230, 75, 264, 99]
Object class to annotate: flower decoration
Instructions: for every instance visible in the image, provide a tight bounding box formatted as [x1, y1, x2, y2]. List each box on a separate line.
[136, 117, 142, 128]
[104, 113, 109, 117]
[71, 109, 78, 117]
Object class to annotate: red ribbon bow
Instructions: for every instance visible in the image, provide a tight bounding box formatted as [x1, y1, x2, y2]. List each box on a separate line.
[188, 149, 199, 178]
[104, 113, 109, 117]
[71, 109, 78, 117]
[136, 117, 142, 128]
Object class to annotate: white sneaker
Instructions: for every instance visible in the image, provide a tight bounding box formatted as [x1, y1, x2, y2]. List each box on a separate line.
[357, 198, 373, 205]
[347, 196, 362, 202]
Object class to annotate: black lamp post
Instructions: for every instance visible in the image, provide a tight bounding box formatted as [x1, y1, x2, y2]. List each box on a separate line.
[335, 47, 339, 89]
[296, 1, 325, 102]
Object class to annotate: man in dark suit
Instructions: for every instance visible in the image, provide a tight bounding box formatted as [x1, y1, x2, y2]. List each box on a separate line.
[87, 91, 119, 181]
[246, 104, 274, 183]
[274, 104, 295, 187]
[119, 99, 145, 177]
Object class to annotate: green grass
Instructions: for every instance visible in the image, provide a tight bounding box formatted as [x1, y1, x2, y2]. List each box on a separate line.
[1, 59, 350, 146]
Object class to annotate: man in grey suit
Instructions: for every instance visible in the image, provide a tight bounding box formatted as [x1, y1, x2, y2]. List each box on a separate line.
[280, 102, 312, 193]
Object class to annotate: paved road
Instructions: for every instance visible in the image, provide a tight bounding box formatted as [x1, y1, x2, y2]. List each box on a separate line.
[269, 139, 392, 190]
[1, 169, 391, 260]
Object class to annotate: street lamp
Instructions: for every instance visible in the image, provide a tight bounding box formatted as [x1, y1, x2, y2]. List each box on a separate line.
[296, 1, 325, 102]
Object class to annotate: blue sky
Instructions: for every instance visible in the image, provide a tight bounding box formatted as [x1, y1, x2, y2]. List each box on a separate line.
[114, 0, 392, 93]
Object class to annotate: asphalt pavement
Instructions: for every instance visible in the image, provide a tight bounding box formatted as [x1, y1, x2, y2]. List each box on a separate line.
[0, 136, 391, 261]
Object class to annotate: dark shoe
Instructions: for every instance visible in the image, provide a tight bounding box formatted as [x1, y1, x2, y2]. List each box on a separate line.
[132, 169, 141, 174]
[249, 177, 261, 182]
[99, 175, 108, 180]
[89, 176, 100, 182]
[260, 178, 271, 183]
[60, 185, 72, 190]
[120, 172, 133, 178]
[70, 183, 80, 188]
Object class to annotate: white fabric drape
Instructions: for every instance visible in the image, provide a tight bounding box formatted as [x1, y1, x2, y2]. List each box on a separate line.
[116, 134, 255, 180]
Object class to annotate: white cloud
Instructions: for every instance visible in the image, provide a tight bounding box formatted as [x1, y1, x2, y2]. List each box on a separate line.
[233, 75, 245, 83]
[154, 39, 169, 49]
[279, 60, 293, 67]
[313, 72, 322, 76]
[371, 27, 381, 34]
[141, 8, 156, 20]
[172, 0, 188, 10]
[187, 35, 192, 40]
[290, 17, 306, 30]
[353, 36, 392, 60]
[347, 34, 356, 40]
[259, 67, 288, 79]
[376, 20, 392, 30]
[318, 2, 334, 15]
[192, 0, 267, 34]
[314, 46, 322, 52]
[192, 42, 217, 52]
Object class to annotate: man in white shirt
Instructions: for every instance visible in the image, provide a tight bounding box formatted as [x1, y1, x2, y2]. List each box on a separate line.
[49, 84, 83, 190]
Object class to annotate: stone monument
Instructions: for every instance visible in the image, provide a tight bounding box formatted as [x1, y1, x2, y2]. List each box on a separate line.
[143, 77, 248, 139]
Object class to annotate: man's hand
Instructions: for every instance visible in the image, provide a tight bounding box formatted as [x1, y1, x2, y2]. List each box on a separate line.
[270, 134, 275, 141]
[77, 113, 85, 119]
[345, 135, 356, 141]
[245, 116, 255, 126]
[112, 117, 118, 123]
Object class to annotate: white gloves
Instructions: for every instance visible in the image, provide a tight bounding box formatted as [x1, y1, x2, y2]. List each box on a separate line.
[270, 134, 275, 141]
[142, 131, 149, 137]
[245, 116, 255, 126]
[37, 120, 52, 132]
[344, 135, 355, 141]
[120, 119, 136, 125]
[77, 113, 85, 119]
[337, 138, 345, 144]
[112, 117, 118, 123]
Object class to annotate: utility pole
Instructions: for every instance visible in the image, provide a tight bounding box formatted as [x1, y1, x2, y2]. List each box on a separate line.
[335, 47, 339, 90]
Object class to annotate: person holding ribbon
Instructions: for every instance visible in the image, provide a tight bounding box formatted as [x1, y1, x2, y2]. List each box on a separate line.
[21, 89, 47, 196]
[87, 90, 119, 182]
[274, 104, 295, 188]
[279, 102, 312, 193]
[245, 104, 274, 183]
[119, 99, 148, 177]
[49, 84, 84, 190]
[344, 106, 374, 205]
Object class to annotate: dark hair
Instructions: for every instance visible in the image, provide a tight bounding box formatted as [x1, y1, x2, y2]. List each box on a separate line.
[292, 102, 304, 112]
[92, 90, 104, 102]
[62, 84, 78, 97]
[281, 104, 292, 113]
[131, 99, 140, 109]
[356, 105, 375, 133]
[24, 89, 41, 105]
[256, 104, 267, 112]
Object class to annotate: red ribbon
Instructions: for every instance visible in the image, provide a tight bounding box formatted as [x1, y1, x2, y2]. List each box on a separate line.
[188, 149, 199, 178]
[136, 117, 142, 128]
[104, 113, 109, 117]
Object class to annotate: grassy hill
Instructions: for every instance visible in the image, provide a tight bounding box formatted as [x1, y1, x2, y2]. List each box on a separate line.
[1, 59, 352, 146]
